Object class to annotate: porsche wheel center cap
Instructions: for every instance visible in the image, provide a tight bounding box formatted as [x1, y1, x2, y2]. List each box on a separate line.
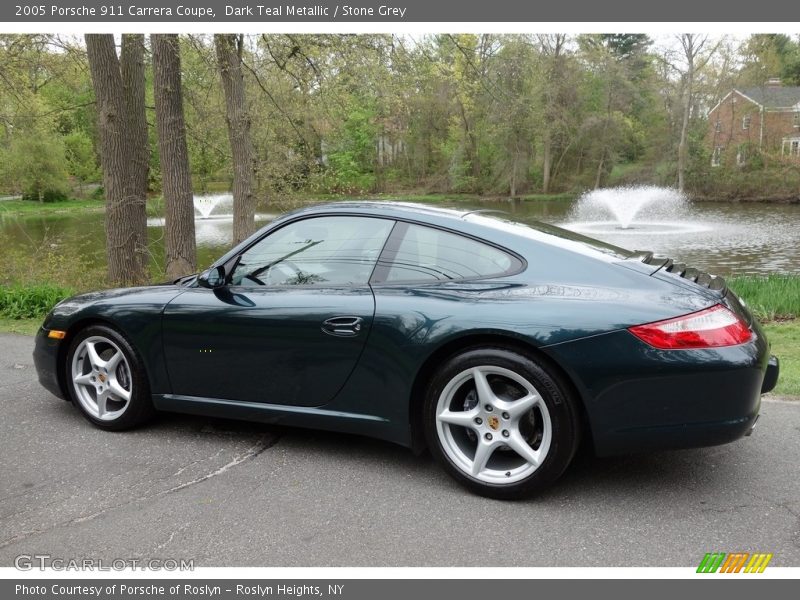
[487, 415, 500, 431]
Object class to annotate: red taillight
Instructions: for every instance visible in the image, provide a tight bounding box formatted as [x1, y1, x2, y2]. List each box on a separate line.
[628, 305, 752, 349]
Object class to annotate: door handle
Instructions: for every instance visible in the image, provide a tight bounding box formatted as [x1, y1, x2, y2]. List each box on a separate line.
[321, 316, 364, 337]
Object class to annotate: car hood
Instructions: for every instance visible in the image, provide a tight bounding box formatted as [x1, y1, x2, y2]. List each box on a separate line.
[45, 285, 187, 329]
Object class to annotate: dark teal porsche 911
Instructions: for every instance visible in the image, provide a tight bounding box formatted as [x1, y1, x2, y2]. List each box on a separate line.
[33, 202, 779, 499]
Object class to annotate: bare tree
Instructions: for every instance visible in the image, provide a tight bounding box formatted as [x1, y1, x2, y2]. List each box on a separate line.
[536, 34, 567, 194]
[152, 34, 197, 279]
[214, 34, 255, 244]
[676, 34, 720, 192]
[85, 34, 149, 286]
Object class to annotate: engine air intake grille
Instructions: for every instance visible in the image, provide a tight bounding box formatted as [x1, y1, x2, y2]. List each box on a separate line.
[638, 252, 726, 292]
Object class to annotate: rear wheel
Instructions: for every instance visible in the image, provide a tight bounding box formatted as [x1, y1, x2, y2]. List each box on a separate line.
[424, 347, 580, 499]
[66, 325, 154, 430]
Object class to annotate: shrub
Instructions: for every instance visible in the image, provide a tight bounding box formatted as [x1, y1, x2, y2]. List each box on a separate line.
[22, 187, 69, 203]
[0, 284, 74, 320]
[728, 275, 800, 322]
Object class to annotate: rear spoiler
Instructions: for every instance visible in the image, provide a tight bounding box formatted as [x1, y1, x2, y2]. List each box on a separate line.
[629, 251, 727, 294]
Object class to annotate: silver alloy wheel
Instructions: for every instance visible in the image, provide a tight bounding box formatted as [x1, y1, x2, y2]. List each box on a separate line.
[435, 365, 552, 484]
[70, 335, 132, 421]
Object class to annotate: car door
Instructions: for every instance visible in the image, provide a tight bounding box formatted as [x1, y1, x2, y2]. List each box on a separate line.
[161, 215, 395, 407]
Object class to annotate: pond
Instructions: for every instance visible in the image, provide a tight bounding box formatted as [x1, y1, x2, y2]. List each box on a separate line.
[1, 195, 799, 278]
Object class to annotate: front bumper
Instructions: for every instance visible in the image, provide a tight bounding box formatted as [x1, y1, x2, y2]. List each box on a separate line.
[32, 327, 66, 400]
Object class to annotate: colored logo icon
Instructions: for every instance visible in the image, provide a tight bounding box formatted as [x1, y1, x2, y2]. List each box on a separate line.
[697, 552, 773, 573]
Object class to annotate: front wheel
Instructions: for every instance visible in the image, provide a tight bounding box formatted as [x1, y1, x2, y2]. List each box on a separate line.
[66, 324, 154, 430]
[424, 347, 580, 500]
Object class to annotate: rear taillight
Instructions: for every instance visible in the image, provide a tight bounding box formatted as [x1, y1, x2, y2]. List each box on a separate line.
[628, 305, 752, 349]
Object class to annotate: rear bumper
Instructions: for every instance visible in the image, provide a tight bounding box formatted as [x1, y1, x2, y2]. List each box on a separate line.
[592, 402, 760, 455]
[544, 326, 772, 457]
[762, 355, 779, 394]
[32, 327, 66, 400]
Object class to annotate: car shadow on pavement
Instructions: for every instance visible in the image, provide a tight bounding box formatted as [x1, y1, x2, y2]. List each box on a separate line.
[156, 411, 745, 500]
[49, 398, 748, 503]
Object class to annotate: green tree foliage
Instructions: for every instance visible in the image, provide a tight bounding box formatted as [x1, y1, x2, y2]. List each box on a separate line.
[63, 130, 99, 189]
[5, 129, 70, 201]
[0, 35, 96, 199]
[1, 33, 798, 202]
[738, 34, 800, 86]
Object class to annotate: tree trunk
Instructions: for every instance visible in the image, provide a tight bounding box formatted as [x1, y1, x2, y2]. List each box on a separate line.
[152, 34, 197, 279]
[85, 34, 149, 286]
[594, 150, 605, 190]
[551, 139, 574, 187]
[542, 133, 552, 194]
[537, 35, 566, 195]
[675, 34, 717, 193]
[594, 87, 614, 190]
[120, 35, 149, 225]
[509, 146, 518, 197]
[214, 34, 255, 245]
[457, 99, 480, 186]
[678, 56, 694, 193]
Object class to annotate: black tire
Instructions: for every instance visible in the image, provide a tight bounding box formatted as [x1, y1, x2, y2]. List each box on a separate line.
[423, 346, 580, 500]
[65, 324, 155, 431]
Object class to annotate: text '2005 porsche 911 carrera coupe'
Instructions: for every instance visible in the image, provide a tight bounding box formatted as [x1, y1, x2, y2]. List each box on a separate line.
[33, 202, 779, 499]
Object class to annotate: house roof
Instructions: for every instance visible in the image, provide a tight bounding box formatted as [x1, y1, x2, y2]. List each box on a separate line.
[737, 86, 800, 108]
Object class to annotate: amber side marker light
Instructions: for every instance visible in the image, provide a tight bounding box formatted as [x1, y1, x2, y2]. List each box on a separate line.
[47, 330, 66, 340]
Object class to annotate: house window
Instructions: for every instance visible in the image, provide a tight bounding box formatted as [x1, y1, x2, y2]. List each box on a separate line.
[781, 138, 800, 156]
[712, 146, 723, 166]
[736, 146, 747, 166]
[742, 115, 751, 130]
[794, 112, 800, 129]
[715, 120, 722, 132]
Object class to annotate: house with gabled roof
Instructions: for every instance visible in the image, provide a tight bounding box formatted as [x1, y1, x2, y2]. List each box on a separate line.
[707, 78, 800, 166]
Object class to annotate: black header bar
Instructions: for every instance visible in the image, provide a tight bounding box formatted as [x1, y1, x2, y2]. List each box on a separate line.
[4, 0, 800, 23]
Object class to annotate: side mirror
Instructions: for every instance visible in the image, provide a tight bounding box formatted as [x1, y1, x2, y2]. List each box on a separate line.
[197, 265, 226, 289]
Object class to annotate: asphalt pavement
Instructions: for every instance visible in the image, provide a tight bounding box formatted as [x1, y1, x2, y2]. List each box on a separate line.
[1, 332, 798, 567]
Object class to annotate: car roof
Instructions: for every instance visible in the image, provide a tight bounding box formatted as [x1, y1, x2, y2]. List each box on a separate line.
[295, 201, 632, 260]
[298, 200, 476, 221]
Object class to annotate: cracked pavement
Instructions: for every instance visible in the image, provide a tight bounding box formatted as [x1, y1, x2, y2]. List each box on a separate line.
[1, 333, 799, 566]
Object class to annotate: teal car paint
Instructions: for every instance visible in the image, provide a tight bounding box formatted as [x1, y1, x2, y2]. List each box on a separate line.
[33, 202, 779, 497]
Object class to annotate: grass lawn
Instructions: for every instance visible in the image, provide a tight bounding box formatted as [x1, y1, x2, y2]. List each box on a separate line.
[0, 196, 172, 218]
[0, 317, 40, 336]
[0, 192, 576, 219]
[0, 198, 104, 215]
[728, 275, 800, 322]
[762, 321, 800, 397]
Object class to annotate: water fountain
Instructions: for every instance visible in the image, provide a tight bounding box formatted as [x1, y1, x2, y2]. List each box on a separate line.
[145, 193, 236, 246]
[564, 185, 710, 236]
[147, 193, 270, 246]
[193, 193, 233, 219]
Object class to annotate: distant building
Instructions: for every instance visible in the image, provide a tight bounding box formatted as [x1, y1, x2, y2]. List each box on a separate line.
[707, 78, 800, 166]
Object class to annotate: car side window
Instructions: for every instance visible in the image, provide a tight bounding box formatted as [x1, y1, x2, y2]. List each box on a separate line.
[231, 216, 394, 287]
[376, 223, 518, 283]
